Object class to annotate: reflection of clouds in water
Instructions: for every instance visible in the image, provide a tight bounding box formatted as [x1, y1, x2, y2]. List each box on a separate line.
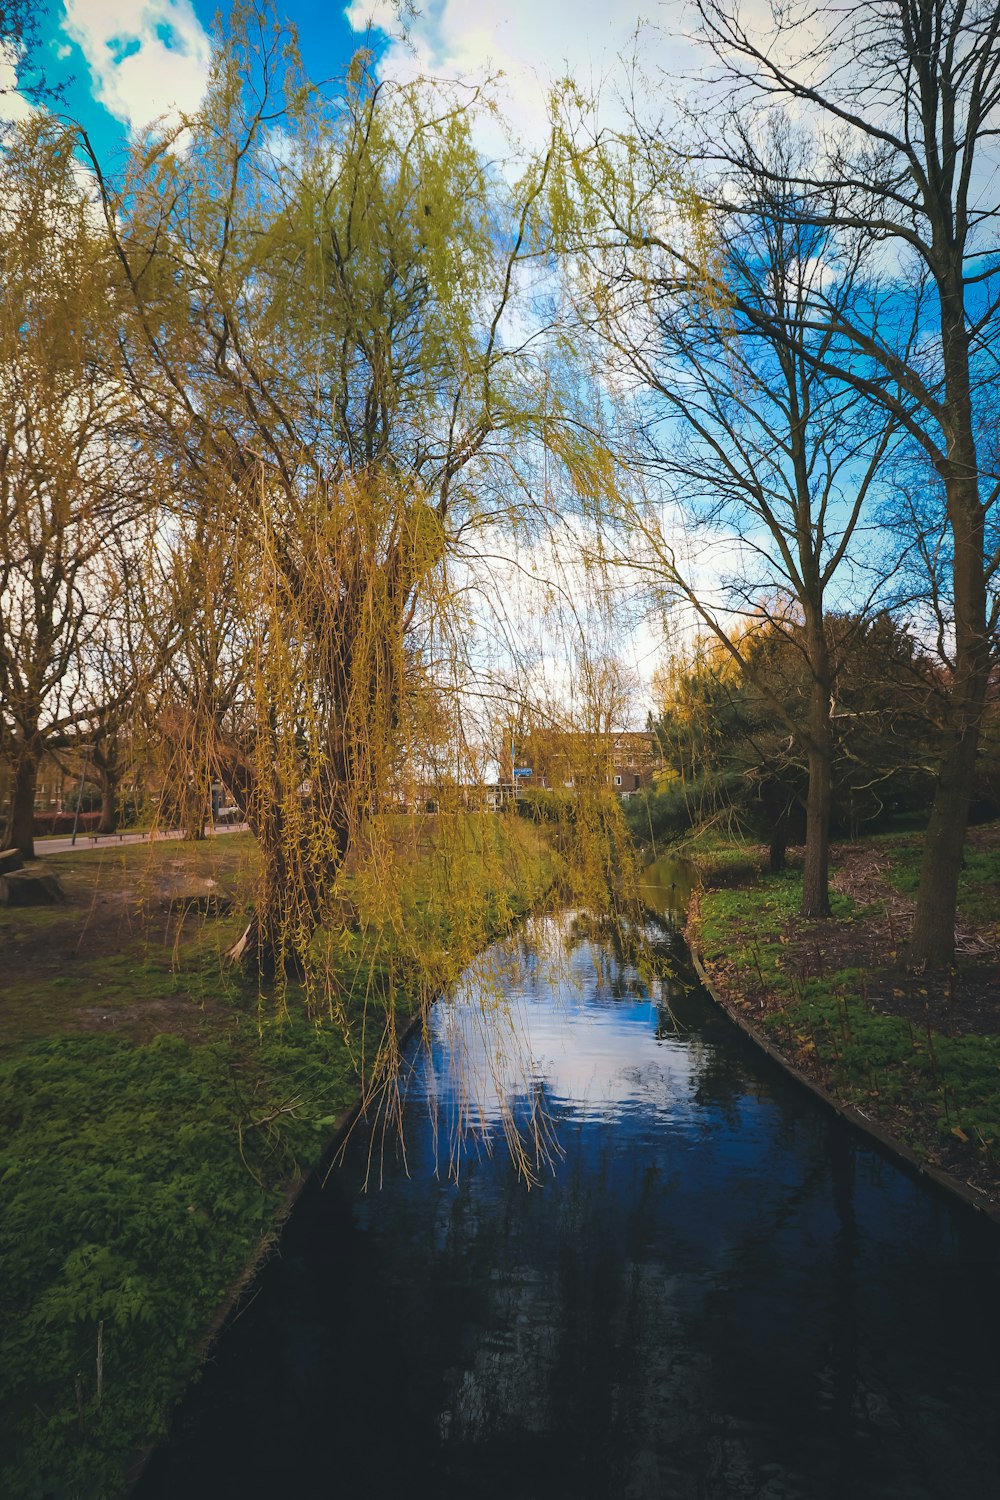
[409, 913, 702, 1177]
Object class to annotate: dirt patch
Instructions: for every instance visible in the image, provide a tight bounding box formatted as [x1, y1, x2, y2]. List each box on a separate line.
[829, 838, 1000, 1036]
[0, 835, 255, 1047]
[687, 829, 1000, 1214]
[700, 837, 1000, 1037]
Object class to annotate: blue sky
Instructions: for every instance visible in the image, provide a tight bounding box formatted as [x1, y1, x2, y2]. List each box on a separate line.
[9, 1, 692, 166]
[25, 1, 366, 163]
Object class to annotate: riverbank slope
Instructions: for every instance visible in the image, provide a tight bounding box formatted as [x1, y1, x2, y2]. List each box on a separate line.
[684, 823, 1000, 1215]
[0, 815, 556, 1499]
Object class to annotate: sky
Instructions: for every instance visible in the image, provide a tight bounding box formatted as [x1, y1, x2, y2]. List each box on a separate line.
[4, 0, 848, 723]
[2, 0, 705, 718]
[14, 0, 704, 164]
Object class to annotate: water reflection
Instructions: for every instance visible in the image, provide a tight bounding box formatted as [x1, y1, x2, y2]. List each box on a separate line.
[139, 912, 1000, 1500]
[639, 852, 698, 926]
[419, 915, 697, 1171]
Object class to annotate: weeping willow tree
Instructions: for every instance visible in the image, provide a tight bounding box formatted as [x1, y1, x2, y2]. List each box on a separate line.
[85, 5, 633, 1018]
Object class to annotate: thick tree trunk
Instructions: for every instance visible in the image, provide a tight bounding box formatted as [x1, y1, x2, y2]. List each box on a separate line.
[97, 777, 119, 835]
[905, 438, 990, 967]
[906, 473, 989, 967]
[181, 788, 207, 841]
[224, 762, 351, 979]
[7, 761, 38, 859]
[905, 725, 980, 968]
[5, 746, 39, 859]
[225, 857, 337, 976]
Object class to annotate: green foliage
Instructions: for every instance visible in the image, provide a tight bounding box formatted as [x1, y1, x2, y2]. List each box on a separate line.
[637, 614, 940, 858]
[622, 769, 747, 846]
[698, 866, 1000, 1165]
[0, 1019, 359, 1498]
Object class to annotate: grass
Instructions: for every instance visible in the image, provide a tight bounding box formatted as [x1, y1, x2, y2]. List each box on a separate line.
[0, 815, 556, 1499]
[882, 832, 1000, 925]
[693, 852, 1000, 1172]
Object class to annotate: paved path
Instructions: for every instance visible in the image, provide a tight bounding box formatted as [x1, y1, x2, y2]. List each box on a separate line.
[31, 824, 250, 856]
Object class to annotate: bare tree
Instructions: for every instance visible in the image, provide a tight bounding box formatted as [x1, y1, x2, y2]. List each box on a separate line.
[559, 116, 897, 915]
[0, 121, 144, 856]
[674, 0, 1000, 964]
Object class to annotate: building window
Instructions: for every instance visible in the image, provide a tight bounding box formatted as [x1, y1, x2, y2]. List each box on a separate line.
[614, 774, 622, 787]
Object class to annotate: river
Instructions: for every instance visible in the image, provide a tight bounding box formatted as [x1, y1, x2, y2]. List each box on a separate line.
[138, 863, 1000, 1499]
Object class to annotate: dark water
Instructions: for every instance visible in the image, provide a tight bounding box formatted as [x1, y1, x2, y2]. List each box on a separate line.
[140, 894, 1000, 1500]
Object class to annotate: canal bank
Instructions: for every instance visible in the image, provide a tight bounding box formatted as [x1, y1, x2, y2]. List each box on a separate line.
[681, 828, 1000, 1221]
[0, 816, 557, 1500]
[135, 906, 1000, 1500]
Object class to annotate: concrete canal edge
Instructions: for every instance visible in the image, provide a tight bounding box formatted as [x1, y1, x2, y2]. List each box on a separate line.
[685, 940, 1000, 1228]
[123, 1007, 428, 1495]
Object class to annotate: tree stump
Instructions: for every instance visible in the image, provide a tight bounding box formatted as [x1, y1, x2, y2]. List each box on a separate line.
[0, 870, 67, 906]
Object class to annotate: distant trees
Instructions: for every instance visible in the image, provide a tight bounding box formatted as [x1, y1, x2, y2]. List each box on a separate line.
[641, 613, 939, 859]
[552, 0, 1000, 961]
[686, 0, 1000, 964]
[0, 121, 144, 856]
[558, 116, 897, 916]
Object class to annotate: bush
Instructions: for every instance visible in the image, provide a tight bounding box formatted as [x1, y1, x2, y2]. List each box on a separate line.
[32, 811, 102, 837]
[515, 788, 574, 823]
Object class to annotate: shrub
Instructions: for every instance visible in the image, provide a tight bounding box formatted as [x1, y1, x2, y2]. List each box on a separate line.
[32, 811, 102, 837]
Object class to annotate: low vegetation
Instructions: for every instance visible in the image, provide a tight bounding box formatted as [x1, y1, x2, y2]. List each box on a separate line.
[686, 823, 1000, 1209]
[0, 817, 556, 1499]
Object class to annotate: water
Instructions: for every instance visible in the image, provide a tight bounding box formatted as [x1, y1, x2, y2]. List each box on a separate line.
[139, 902, 1000, 1500]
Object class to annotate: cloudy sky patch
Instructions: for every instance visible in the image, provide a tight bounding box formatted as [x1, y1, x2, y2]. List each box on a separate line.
[61, 0, 212, 133]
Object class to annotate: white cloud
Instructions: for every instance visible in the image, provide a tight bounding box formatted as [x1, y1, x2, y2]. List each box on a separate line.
[0, 40, 40, 124]
[61, 0, 211, 133]
[344, 0, 704, 159]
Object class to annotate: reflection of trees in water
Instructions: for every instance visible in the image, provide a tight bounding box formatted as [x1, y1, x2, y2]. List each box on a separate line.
[389, 911, 693, 1183]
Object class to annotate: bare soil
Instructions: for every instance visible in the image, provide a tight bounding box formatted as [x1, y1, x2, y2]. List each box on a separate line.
[828, 831, 1000, 1036]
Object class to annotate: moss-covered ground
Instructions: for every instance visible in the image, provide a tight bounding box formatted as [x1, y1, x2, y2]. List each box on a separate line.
[687, 823, 1000, 1212]
[1, 816, 554, 1500]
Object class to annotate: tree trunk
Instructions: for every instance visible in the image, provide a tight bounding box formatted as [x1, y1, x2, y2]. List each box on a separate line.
[97, 776, 119, 835]
[224, 764, 351, 981]
[181, 788, 207, 841]
[761, 781, 790, 872]
[225, 856, 335, 977]
[6, 746, 39, 859]
[905, 726, 979, 968]
[906, 476, 989, 965]
[801, 617, 833, 918]
[802, 744, 832, 917]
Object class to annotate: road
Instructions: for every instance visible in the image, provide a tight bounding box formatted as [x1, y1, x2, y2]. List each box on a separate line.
[31, 824, 250, 856]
